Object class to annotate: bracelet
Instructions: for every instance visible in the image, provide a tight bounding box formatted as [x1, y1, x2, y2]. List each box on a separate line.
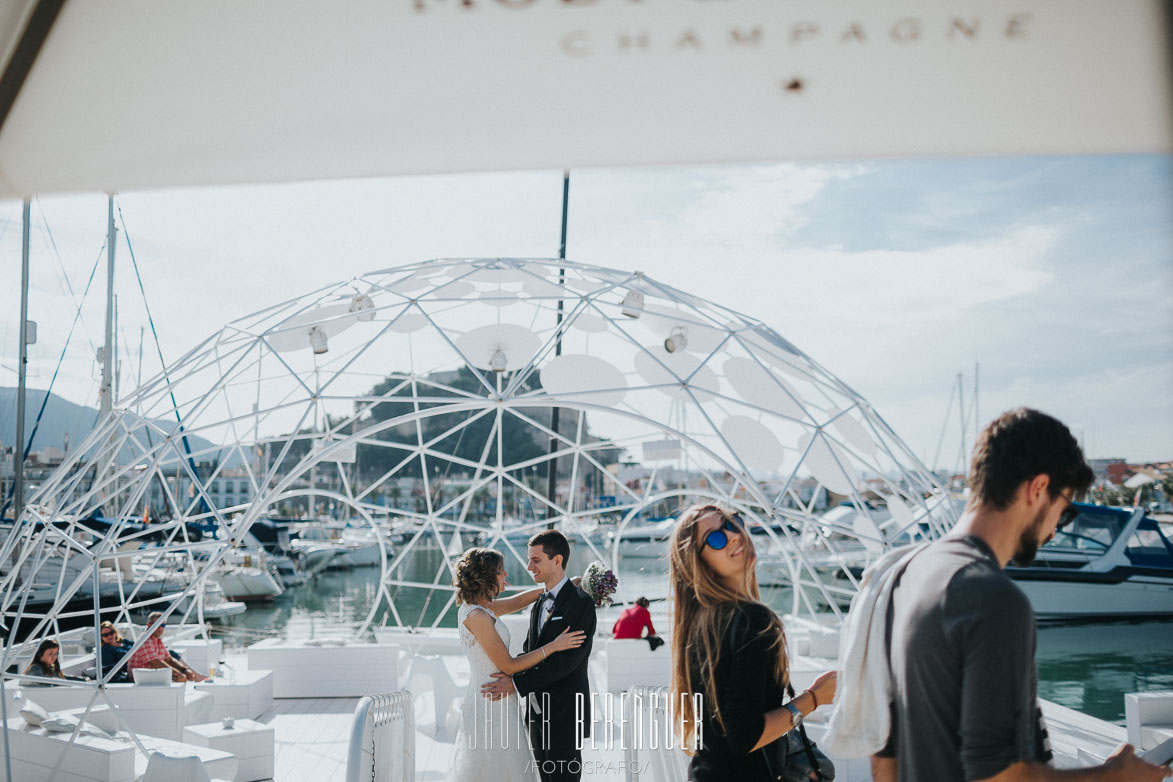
[805, 688, 818, 709]
[541, 647, 548, 660]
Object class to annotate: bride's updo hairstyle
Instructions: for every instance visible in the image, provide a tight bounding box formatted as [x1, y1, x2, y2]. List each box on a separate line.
[454, 547, 505, 605]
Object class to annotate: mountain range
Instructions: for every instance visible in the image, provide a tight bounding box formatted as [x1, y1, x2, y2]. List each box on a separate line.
[0, 387, 223, 461]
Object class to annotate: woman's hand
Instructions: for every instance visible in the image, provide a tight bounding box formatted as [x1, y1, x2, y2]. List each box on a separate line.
[809, 670, 837, 709]
[548, 628, 587, 653]
[571, 576, 582, 588]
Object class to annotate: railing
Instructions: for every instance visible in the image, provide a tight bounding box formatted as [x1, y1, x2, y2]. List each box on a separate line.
[623, 686, 689, 782]
[346, 690, 415, 782]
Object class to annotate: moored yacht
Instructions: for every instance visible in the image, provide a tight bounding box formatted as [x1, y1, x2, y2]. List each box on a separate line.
[1007, 503, 1173, 619]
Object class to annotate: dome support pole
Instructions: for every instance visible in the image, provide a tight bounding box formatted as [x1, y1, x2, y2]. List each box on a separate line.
[546, 170, 570, 529]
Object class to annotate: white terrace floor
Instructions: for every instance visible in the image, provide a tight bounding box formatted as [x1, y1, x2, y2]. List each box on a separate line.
[242, 653, 1127, 782]
[264, 697, 631, 782]
[243, 651, 634, 782]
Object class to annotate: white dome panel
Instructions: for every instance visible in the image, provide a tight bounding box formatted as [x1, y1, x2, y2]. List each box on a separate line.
[540, 354, 627, 407]
[455, 324, 542, 371]
[265, 303, 358, 352]
[522, 277, 568, 298]
[829, 408, 877, 456]
[478, 291, 520, 307]
[723, 357, 807, 420]
[886, 493, 915, 529]
[633, 349, 718, 402]
[389, 312, 430, 334]
[799, 430, 858, 495]
[429, 280, 475, 298]
[569, 313, 608, 333]
[392, 276, 433, 294]
[720, 415, 785, 472]
[467, 266, 529, 284]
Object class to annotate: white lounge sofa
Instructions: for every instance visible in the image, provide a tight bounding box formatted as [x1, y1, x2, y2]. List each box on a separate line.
[4, 715, 237, 782]
[6, 683, 213, 741]
[246, 638, 398, 698]
[598, 638, 670, 693]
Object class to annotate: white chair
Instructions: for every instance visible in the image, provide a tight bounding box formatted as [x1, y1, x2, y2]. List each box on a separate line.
[345, 691, 414, 782]
[402, 654, 465, 732]
[1125, 691, 1173, 751]
[142, 750, 232, 782]
[623, 686, 689, 782]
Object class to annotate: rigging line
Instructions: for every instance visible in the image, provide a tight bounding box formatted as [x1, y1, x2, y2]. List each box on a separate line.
[0, 249, 103, 518]
[116, 202, 211, 515]
[34, 197, 100, 353]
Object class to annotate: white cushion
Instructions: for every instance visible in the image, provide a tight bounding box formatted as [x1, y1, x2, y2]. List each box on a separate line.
[18, 697, 49, 727]
[133, 667, 173, 686]
[79, 705, 120, 737]
[40, 713, 81, 733]
[142, 750, 212, 782]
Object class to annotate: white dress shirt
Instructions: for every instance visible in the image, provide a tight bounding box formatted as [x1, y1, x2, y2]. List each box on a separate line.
[537, 574, 569, 635]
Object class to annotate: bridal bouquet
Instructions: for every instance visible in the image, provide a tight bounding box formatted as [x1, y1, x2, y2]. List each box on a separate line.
[582, 562, 618, 607]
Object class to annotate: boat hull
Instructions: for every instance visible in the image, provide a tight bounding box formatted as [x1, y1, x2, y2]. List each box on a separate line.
[1011, 570, 1173, 619]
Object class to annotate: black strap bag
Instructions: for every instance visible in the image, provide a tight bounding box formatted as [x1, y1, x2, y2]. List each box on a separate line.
[760, 682, 836, 782]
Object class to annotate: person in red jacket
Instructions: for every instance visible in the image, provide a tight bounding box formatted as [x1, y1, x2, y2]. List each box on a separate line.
[612, 596, 664, 650]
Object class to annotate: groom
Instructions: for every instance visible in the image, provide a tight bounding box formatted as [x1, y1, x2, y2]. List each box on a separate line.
[482, 529, 597, 782]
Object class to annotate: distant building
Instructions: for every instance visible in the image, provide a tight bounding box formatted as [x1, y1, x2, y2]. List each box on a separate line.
[1088, 457, 1128, 485]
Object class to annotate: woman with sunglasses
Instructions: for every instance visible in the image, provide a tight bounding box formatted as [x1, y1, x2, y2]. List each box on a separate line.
[98, 621, 134, 683]
[669, 504, 837, 781]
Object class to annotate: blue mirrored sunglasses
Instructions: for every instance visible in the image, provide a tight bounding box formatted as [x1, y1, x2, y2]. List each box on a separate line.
[700, 516, 744, 552]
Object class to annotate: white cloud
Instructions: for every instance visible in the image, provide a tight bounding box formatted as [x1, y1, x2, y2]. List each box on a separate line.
[2, 158, 1169, 465]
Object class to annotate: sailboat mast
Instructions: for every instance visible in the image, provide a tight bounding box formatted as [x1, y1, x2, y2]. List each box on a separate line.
[973, 361, 980, 441]
[12, 199, 31, 521]
[99, 194, 116, 417]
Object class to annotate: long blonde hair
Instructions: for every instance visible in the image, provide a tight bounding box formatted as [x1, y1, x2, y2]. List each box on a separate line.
[668, 503, 789, 751]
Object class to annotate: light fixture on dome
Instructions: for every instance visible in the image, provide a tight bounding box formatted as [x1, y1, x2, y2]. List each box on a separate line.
[349, 293, 375, 322]
[621, 272, 646, 318]
[308, 326, 328, 355]
[621, 289, 644, 318]
[664, 326, 688, 353]
[489, 348, 508, 373]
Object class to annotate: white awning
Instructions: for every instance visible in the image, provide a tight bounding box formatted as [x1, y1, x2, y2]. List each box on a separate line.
[0, 0, 1170, 197]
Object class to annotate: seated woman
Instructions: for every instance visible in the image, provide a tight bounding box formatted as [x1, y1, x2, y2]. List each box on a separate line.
[612, 596, 664, 650]
[98, 621, 134, 683]
[23, 639, 89, 683]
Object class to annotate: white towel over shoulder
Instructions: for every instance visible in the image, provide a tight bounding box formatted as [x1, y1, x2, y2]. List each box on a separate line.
[821, 543, 927, 759]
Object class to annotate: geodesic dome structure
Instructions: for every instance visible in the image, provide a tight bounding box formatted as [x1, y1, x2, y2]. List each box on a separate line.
[3, 258, 956, 664]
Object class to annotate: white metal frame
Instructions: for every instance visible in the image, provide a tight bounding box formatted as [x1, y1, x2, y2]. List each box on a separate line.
[2, 258, 956, 675]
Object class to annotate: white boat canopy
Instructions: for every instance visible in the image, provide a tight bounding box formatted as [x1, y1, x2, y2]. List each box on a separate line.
[0, 0, 1170, 198]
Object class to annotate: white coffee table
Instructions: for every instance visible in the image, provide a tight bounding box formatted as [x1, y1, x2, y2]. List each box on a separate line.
[194, 669, 274, 720]
[183, 719, 274, 782]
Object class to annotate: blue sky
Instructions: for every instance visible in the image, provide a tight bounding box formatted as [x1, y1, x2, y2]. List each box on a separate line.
[1, 155, 1170, 466]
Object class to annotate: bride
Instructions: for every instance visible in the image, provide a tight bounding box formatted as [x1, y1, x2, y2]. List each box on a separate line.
[452, 547, 585, 781]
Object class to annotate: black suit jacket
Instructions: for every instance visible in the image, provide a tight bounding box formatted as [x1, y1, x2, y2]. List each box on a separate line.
[513, 580, 597, 739]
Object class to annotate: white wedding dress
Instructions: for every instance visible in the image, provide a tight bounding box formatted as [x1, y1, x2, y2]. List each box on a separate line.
[452, 603, 540, 782]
